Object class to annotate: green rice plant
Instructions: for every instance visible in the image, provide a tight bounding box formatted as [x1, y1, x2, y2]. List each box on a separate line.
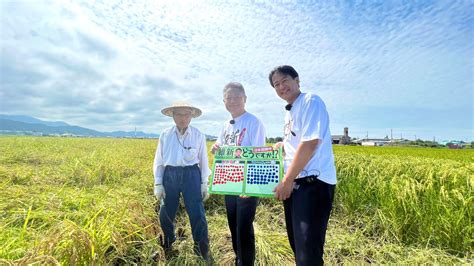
[0, 136, 472, 264]
[334, 149, 473, 255]
[333, 145, 474, 162]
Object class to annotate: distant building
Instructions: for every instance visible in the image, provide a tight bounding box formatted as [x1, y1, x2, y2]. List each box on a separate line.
[440, 140, 465, 149]
[447, 143, 462, 149]
[447, 141, 464, 149]
[332, 127, 351, 145]
[353, 137, 410, 146]
[360, 139, 391, 146]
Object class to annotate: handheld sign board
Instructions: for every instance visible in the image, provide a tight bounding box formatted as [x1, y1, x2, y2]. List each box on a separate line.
[210, 146, 283, 197]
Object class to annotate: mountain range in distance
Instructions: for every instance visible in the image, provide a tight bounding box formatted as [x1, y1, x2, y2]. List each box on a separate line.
[0, 114, 160, 138]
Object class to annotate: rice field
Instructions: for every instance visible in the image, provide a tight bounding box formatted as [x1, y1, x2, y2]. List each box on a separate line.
[0, 136, 472, 264]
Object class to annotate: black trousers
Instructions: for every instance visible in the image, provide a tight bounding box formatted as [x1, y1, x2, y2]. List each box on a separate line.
[225, 195, 258, 266]
[283, 179, 335, 266]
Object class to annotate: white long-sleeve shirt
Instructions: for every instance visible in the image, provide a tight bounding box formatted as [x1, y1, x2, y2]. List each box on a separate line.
[153, 125, 211, 185]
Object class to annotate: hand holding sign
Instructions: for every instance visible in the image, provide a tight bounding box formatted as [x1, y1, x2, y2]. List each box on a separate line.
[210, 146, 283, 198]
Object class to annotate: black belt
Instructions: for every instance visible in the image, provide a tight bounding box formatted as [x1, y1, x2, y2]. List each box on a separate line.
[294, 175, 319, 185]
[165, 163, 198, 169]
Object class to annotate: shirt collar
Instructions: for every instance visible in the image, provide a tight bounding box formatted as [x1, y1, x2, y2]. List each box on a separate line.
[174, 125, 191, 136]
[292, 92, 305, 109]
[231, 111, 247, 123]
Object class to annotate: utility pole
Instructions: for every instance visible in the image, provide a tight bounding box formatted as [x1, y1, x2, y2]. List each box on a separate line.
[391, 128, 393, 142]
[366, 131, 368, 140]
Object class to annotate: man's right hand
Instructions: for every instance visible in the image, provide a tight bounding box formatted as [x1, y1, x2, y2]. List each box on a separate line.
[273, 142, 284, 150]
[154, 184, 166, 201]
[211, 143, 220, 154]
[273, 178, 293, 201]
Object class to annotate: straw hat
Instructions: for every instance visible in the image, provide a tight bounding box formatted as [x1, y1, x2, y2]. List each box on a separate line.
[161, 101, 202, 118]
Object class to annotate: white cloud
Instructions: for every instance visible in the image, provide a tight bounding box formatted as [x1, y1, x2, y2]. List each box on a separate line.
[1, 0, 472, 140]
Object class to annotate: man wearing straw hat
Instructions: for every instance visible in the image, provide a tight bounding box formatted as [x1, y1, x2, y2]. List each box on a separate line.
[153, 101, 210, 262]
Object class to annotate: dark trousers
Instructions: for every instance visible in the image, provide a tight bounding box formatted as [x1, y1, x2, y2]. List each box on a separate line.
[225, 195, 258, 266]
[283, 179, 335, 266]
[159, 165, 209, 259]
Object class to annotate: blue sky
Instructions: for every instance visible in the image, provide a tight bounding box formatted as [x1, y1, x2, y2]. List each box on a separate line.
[1, 0, 472, 141]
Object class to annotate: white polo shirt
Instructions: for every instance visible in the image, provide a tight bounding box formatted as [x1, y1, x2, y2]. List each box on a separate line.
[153, 125, 211, 185]
[216, 111, 266, 147]
[283, 92, 337, 185]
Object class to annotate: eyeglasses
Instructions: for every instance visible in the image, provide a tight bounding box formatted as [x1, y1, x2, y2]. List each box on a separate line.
[223, 96, 244, 102]
[173, 112, 192, 117]
[273, 77, 290, 88]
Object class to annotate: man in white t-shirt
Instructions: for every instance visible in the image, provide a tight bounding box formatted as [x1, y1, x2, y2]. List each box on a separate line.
[211, 82, 266, 266]
[269, 65, 336, 266]
[153, 101, 211, 262]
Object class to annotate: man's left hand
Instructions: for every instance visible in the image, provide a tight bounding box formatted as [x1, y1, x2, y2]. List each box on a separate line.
[273, 180, 293, 201]
[201, 183, 209, 201]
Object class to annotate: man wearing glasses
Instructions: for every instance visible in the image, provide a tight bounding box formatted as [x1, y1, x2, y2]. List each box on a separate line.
[153, 101, 210, 263]
[211, 82, 266, 266]
[269, 65, 336, 266]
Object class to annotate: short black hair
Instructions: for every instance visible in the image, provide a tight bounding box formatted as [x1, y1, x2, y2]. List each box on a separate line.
[268, 65, 299, 87]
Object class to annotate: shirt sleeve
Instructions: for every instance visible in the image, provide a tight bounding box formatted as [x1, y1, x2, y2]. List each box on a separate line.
[300, 96, 329, 142]
[153, 137, 165, 185]
[252, 118, 267, 146]
[198, 133, 211, 184]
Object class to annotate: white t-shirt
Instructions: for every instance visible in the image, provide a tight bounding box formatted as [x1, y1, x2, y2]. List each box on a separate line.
[153, 125, 211, 185]
[216, 111, 266, 147]
[283, 92, 337, 185]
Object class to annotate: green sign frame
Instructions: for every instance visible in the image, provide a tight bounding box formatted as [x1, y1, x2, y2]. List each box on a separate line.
[209, 146, 283, 198]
